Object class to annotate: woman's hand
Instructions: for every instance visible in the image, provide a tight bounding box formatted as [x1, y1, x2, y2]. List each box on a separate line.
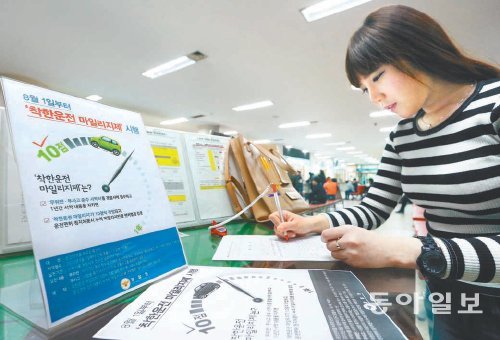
[321, 225, 421, 269]
[269, 210, 330, 240]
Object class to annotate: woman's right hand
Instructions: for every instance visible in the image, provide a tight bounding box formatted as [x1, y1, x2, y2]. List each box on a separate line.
[269, 210, 329, 240]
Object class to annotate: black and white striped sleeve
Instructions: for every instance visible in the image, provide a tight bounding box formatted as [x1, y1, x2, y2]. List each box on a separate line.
[435, 235, 500, 283]
[325, 134, 403, 229]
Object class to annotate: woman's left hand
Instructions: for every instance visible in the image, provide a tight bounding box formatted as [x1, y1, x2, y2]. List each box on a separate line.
[321, 225, 421, 269]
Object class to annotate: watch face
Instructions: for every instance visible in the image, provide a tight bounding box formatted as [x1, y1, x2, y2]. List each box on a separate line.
[422, 250, 446, 275]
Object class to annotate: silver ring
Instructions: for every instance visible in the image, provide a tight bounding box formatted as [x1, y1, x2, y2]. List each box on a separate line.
[335, 239, 342, 250]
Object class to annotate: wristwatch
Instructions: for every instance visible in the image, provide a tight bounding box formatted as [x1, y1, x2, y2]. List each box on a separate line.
[415, 234, 447, 279]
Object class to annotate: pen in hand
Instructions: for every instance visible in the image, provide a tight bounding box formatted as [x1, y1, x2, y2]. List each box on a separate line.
[271, 184, 288, 241]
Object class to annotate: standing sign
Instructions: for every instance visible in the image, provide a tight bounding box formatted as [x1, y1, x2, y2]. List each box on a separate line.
[0, 78, 186, 328]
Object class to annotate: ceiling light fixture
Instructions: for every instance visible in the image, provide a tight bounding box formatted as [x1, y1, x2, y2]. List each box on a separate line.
[301, 0, 372, 22]
[278, 121, 311, 129]
[253, 139, 271, 144]
[369, 110, 395, 118]
[160, 117, 189, 126]
[325, 141, 346, 146]
[306, 133, 332, 139]
[142, 51, 206, 79]
[86, 95, 102, 101]
[336, 146, 356, 151]
[379, 126, 395, 132]
[232, 100, 274, 112]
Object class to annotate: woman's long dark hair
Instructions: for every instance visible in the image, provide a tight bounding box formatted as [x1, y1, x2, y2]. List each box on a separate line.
[346, 5, 499, 87]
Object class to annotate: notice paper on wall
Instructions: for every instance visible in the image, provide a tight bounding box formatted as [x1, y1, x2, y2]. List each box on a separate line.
[146, 127, 196, 224]
[0, 78, 186, 329]
[94, 266, 406, 340]
[183, 133, 233, 220]
[212, 235, 335, 261]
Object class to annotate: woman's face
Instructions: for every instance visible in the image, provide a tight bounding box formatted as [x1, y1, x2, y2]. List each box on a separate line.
[358, 64, 428, 119]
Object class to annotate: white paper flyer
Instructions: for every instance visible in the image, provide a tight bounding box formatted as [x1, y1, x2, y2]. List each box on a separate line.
[95, 266, 406, 340]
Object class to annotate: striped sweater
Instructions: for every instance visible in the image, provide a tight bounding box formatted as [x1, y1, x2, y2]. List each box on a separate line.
[327, 78, 500, 290]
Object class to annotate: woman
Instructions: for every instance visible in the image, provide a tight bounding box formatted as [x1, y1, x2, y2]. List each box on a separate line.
[270, 5, 499, 339]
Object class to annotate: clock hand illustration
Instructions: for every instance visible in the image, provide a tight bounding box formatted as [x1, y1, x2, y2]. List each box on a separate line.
[102, 150, 135, 192]
[217, 276, 263, 303]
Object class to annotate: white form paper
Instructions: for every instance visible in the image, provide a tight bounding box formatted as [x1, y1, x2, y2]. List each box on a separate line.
[212, 235, 335, 261]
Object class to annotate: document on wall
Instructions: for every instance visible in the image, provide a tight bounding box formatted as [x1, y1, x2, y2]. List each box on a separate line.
[183, 133, 234, 219]
[212, 235, 335, 261]
[1, 107, 32, 253]
[0, 78, 186, 328]
[95, 266, 406, 340]
[146, 127, 196, 223]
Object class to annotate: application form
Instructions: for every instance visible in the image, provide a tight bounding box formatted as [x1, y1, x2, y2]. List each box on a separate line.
[212, 235, 335, 261]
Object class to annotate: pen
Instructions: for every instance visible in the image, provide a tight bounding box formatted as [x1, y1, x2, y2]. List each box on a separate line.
[271, 183, 287, 241]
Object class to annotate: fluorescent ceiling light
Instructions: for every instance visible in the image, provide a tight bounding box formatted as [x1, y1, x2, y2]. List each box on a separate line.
[278, 121, 310, 129]
[301, 0, 372, 22]
[336, 146, 356, 151]
[223, 130, 238, 136]
[285, 145, 293, 148]
[86, 95, 102, 101]
[232, 100, 274, 112]
[347, 151, 363, 155]
[369, 110, 395, 118]
[160, 117, 189, 125]
[379, 126, 395, 132]
[253, 139, 271, 144]
[306, 133, 332, 139]
[143, 56, 195, 79]
[325, 141, 346, 146]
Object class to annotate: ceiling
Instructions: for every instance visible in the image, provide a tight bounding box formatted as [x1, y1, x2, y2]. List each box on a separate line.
[0, 0, 499, 163]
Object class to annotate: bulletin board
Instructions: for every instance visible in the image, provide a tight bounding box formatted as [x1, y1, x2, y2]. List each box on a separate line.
[146, 128, 235, 228]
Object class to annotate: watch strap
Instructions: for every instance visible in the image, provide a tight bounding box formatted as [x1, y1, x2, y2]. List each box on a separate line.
[417, 234, 441, 253]
[416, 234, 446, 279]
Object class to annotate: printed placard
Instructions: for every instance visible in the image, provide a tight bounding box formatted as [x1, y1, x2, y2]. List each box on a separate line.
[1, 78, 187, 327]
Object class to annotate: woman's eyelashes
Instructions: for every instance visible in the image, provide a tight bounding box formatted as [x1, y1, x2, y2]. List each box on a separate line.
[373, 70, 385, 82]
[359, 70, 384, 94]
